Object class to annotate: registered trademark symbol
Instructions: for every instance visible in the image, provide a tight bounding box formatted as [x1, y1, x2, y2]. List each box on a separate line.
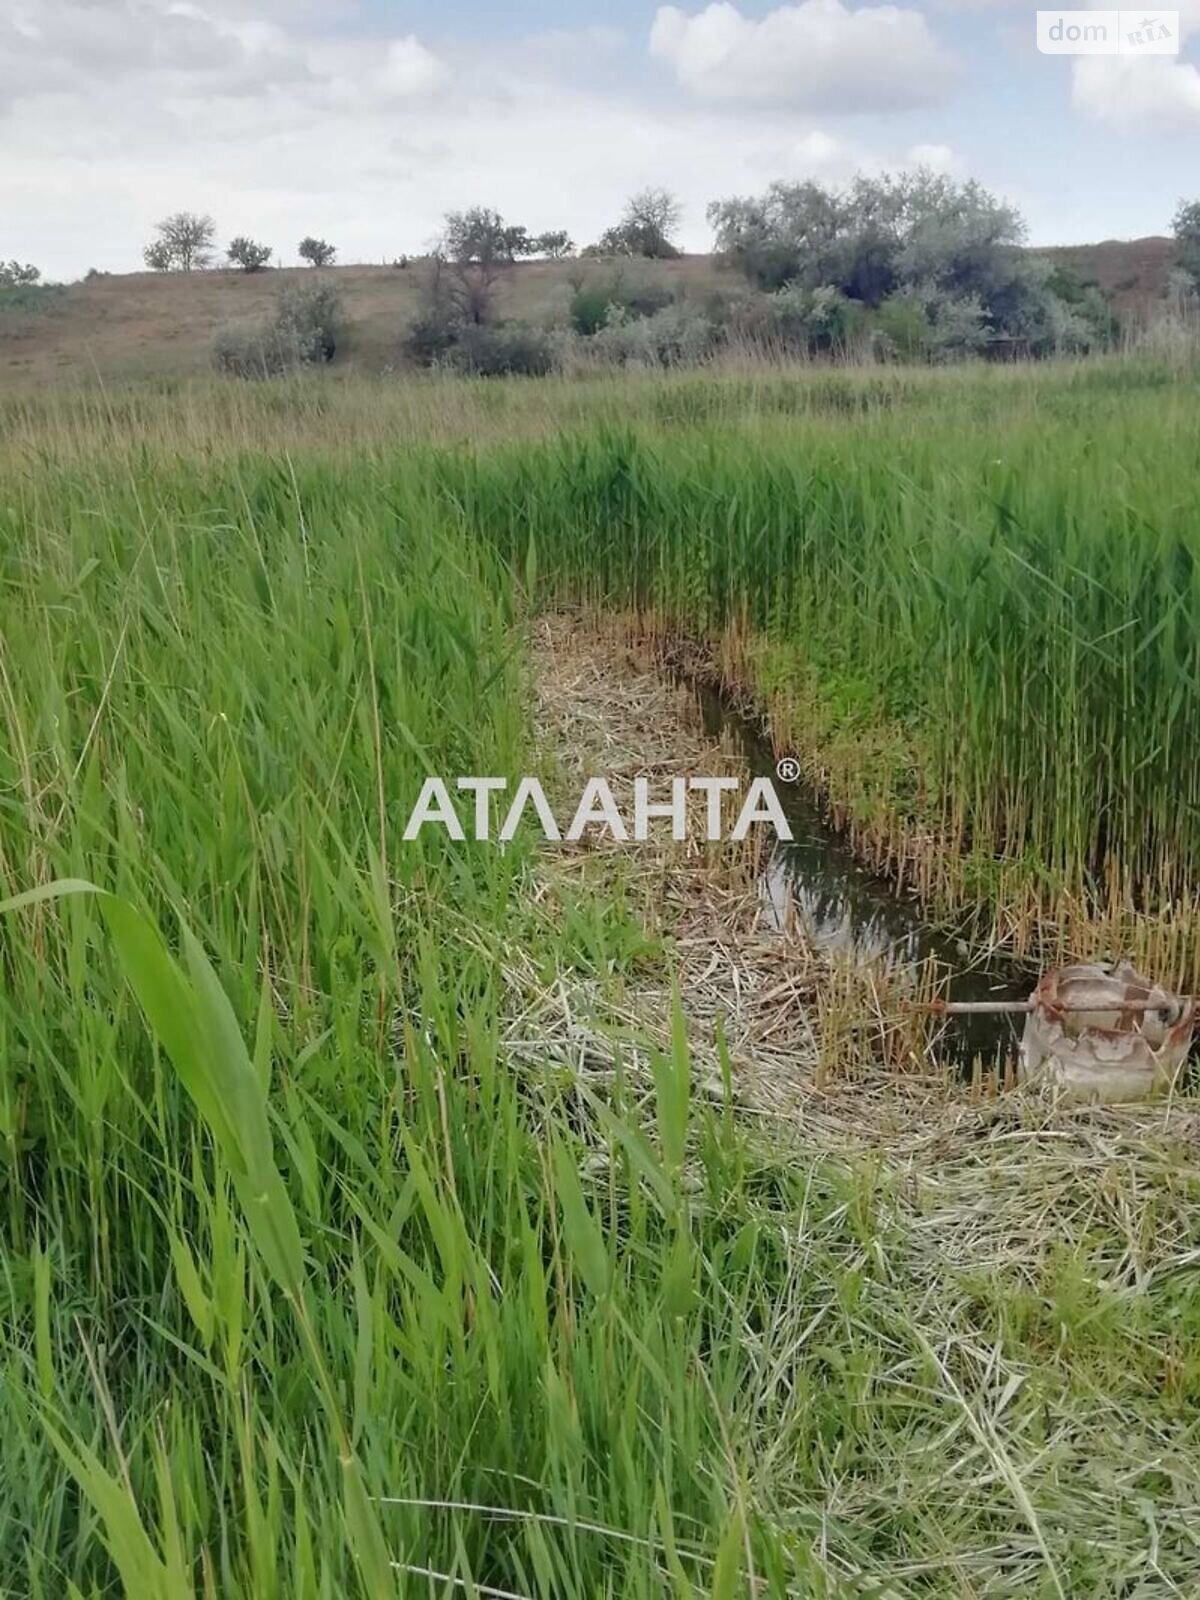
[775, 756, 801, 783]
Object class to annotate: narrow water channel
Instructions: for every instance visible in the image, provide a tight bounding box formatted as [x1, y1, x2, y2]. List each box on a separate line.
[693, 683, 1034, 1068]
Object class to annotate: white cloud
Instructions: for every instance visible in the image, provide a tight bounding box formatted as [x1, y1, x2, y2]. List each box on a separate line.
[1, 0, 314, 101]
[792, 130, 851, 171]
[1072, 56, 1200, 132]
[905, 141, 961, 173]
[739, 128, 965, 190]
[649, 0, 959, 111]
[1066, 0, 1200, 131]
[522, 24, 628, 60]
[926, 0, 1025, 11]
[380, 35, 449, 98]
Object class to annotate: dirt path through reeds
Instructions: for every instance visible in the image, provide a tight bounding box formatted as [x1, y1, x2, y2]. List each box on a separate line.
[510, 608, 1200, 1282]
[517, 608, 954, 1135]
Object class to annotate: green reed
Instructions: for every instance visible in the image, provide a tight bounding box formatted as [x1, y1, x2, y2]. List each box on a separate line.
[1, 362, 1199, 1594]
[432, 378, 1200, 937]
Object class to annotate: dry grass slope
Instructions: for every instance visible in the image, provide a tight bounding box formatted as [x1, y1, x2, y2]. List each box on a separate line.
[0, 256, 725, 388]
[0, 238, 1175, 389]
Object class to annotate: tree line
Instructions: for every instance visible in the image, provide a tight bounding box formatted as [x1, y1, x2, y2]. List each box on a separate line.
[135, 188, 681, 276]
[139, 215, 338, 273]
[9, 180, 1200, 303]
[9, 175, 1200, 375]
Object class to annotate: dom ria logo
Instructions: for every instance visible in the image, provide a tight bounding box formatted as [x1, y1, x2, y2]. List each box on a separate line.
[1036, 10, 1178, 54]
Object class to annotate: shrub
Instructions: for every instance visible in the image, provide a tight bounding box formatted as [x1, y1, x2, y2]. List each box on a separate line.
[1166, 266, 1200, 312]
[927, 294, 992, 359]
[735, 284, 867, 356]
[568, 273, 675, 336]
[446, 321, 556, 377]
[0, 281, 62, 316]
[212, 328, 279, 378]
[618, 279, 675, 321]
[227, 237, 273, 273]
[214, 282, 343, 376]
[1035, 292, 1108, 355]
[1132, 278, 1200, 367]
[399, 309, 556, 376]
[590, 303, 717, 367]
[569, 284, 613, 336]
[274, 281, 342, 363]
[873, 292, 934, 360]
[401, 310, 461, 367]
[1061, 282, 1118, 347]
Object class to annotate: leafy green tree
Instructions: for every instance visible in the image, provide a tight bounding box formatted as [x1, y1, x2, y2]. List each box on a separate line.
[707, 171, 1101, 352]
[227, 237, 273, 273]
[143, 241, 173, 272]
[1171, 199, 1200, 286]
[534, 230, 574, 259]
[298, 236, 337, 267]
[443, 208, 510, 266]
[597, 189, 682, 259]
[441, 207, 520, 324]
[0, 261, 40, 287]
[502, 225, 535, 259]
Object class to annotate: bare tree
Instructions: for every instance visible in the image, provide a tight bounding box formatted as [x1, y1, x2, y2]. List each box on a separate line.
[143, 212, 217, 272]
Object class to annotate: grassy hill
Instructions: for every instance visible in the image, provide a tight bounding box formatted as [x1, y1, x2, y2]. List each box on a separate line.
[0, 238, 1176, 389]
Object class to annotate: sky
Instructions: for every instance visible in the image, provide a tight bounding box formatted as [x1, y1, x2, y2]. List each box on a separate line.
[3, 0, 1199, 279]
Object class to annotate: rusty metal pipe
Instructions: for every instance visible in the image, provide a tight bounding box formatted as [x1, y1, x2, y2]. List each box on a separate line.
[914, 997, 1189, 1017]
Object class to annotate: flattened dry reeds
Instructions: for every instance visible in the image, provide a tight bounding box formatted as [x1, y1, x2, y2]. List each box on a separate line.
[521, 611, 942, 1107]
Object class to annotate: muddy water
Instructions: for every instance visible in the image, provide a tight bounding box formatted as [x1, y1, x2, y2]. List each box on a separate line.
[693, 684, 1034, 1068]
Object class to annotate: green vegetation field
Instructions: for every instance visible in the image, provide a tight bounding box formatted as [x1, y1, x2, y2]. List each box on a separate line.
[2, 357, 1200, 1596]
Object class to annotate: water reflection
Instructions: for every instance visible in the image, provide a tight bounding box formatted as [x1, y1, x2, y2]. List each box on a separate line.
[693, 681, 1031, 1066]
